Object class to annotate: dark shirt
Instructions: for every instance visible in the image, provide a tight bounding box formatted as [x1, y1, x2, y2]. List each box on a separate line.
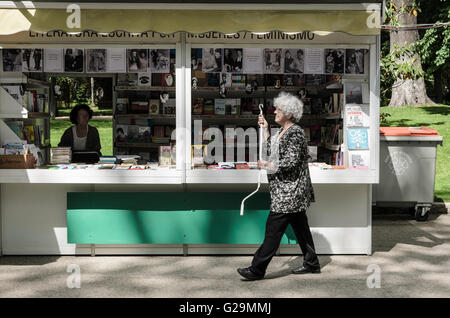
[58, 124, 102, 156]
[263, 124, 315, 213]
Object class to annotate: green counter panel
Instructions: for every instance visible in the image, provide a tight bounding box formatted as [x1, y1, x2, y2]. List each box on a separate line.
[67, 192, 298, 245]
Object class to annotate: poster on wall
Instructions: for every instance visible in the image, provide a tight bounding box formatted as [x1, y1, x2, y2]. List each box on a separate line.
[86, 49, 106, 73]
[283, 48, 304, 74]
[223, 48, 243, 73]
[106, 48, 126, 73]
[324, 49, 345, 74]
[304, 48, 324, 74]
[22, 49, 43, 72]
[64, 49, 84, 72]
[202, 48, 222, 73]
[242, 48, 263, 74]
[345, 49, 366, 74]
[127, 49, 148, 73]
[263, 48, 283, 74]
[149, 49, 170, 73]
[44, 48, 63, 72]
[2, 49, 22, 72]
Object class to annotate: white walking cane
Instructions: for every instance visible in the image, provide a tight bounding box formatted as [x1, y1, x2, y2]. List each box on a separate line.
[240, 104, 264, 216]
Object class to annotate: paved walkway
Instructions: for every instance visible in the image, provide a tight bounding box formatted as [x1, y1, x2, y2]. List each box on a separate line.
[0, 211, 449, 298]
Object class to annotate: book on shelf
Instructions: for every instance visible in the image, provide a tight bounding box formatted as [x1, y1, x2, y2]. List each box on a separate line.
[129, 101, 149, 114]
[99, 156, 117, 164]
[231, 98, 241, 115]
[346, 128, 369, 150]
[159, 145, 172, 166]
[231, 74, 246, 87]
[153, 125, 165, 137]
[2, 143, 28, 155]
[307, 146, 318, 162]
[117, 73, 138, 86]
[137, 126, 152, 142]
[345, 104, 370, 127]
[309, 125, 321, 144]
[137, 72, 152, 87]
[50, 147, 72, 164]
[193, 98, 204, 115]
[191, 144, 206, 167]
[114, 124, 128, 142]
[165, 126, 175, 139]
[148, 99, 160, 115]
[304, 127, 310, 142]
[203, 99, 214, 115]
[163, 99, 176, 115]
[349, 150, 370, 169]
[214, 99, 226, 115]
[115, 98, 129, 114]
[152, 136, 170, 144]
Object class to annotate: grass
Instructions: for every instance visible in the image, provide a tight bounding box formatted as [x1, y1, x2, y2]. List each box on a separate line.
[56, 106, 113, 117]
[50, 119, 113, 156]
[381, 105, 449, 202]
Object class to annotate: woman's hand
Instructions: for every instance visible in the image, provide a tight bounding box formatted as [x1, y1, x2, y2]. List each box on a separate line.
[258, 160, 274, 170]
[258, 114, 269, 129]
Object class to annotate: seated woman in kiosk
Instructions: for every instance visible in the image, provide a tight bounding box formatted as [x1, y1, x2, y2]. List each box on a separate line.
[58, 104, 102, 161]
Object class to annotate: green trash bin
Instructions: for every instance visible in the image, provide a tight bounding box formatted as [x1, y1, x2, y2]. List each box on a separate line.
[373, 126, 443, 221]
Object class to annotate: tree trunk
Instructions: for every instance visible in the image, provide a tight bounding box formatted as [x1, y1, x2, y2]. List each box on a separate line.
[389, 0, 435, 107]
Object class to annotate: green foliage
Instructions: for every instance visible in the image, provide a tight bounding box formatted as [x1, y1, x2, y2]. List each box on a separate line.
[380, 112, 392, 125]
[380, 42, 425, 105]
[54, 77, 90, 108]
[416, 2, 450, 74]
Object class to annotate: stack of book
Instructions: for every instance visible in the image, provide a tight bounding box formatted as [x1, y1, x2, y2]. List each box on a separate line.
[99, 156, 117, 164]
[50, 147, 72, 164]
[2, 143, 28, 155]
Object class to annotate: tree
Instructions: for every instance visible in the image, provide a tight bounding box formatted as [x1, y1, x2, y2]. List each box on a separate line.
[384, 0, 435, 107]
[416, 0, 450, 104]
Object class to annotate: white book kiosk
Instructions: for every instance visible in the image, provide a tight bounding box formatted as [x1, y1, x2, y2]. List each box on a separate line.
[0, 2, 381, 256]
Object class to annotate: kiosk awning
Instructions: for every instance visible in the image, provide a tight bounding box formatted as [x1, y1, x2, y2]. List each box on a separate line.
[0, 8, 380, 36]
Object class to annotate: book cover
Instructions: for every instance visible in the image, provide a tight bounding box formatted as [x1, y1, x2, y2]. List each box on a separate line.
[163, 99, 176, 115]
[203, 99, 214, 115]
[159, 145, 172, 166]
[214, 99, 226, 115]
[115, 98, 129, 114]
[114, 125, 128, 142]
[347, 128, 369, 149]
[345, 105, 370, 127]
[193, 98, 204, 115]
[137, 126, 152, 142]
[349, 150, 370, 169]
[231, 98, 241, 115]
[148, 99, 160, 115]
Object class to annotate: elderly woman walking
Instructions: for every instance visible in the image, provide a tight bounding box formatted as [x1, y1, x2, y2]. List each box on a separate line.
[237, 92, 320, 280]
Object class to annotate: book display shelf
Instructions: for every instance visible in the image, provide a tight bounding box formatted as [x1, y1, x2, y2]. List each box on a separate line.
[0, 71, 51, 167]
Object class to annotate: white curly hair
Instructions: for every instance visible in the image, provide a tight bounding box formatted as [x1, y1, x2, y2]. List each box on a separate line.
[273, 91, 303, 122]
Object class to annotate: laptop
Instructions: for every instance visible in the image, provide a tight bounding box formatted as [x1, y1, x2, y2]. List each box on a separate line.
[71, 151, 100, 164]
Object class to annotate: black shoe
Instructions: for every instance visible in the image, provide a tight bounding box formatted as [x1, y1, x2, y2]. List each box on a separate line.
[237, 267, 264, 280]
[291, 266, 321, 274]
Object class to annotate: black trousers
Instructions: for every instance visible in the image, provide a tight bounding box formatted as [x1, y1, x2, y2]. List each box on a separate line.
[250, 210, 320, 276]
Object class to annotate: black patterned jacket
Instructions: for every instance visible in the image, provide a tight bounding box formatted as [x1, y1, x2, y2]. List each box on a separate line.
[262, 123, 315, 213]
